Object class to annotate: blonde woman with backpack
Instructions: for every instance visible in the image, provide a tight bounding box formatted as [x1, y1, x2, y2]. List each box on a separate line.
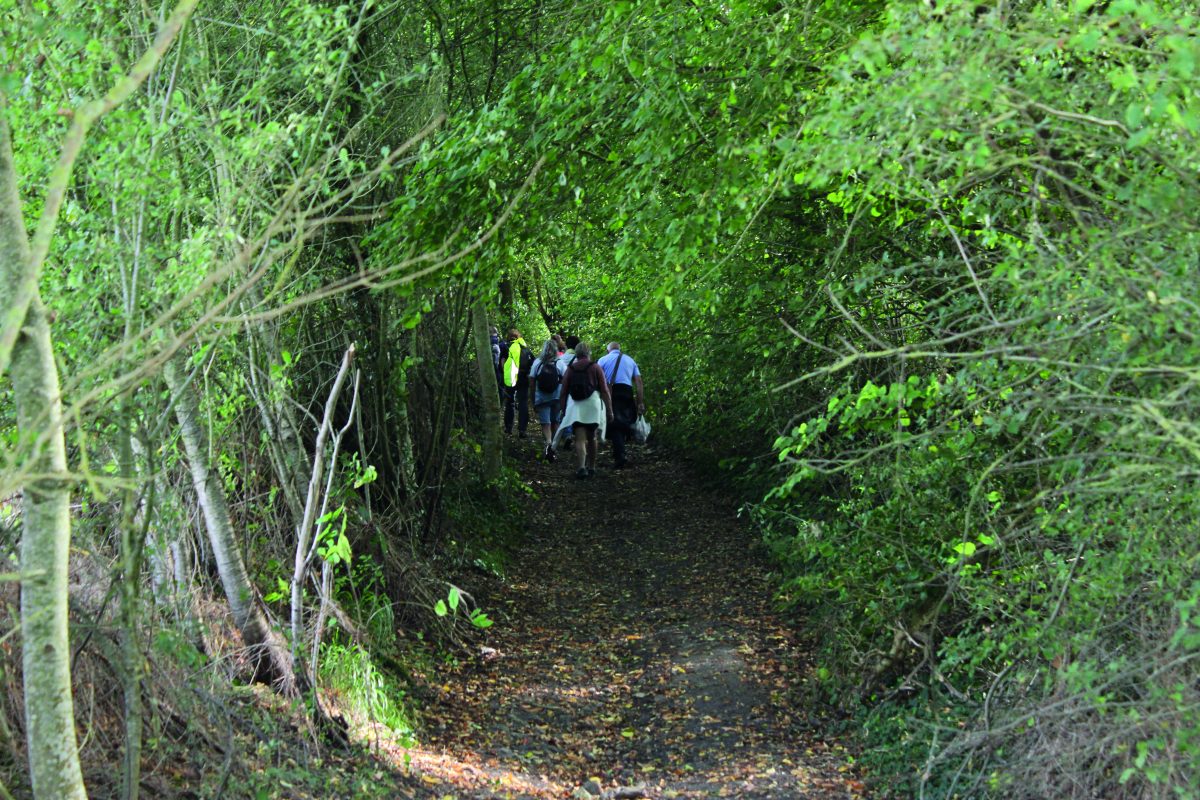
[530, 339, 567, 460]
[554, 341, 613, 479]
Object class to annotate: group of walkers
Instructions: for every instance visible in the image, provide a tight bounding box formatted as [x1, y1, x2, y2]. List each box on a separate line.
[489, 327, 646, 479]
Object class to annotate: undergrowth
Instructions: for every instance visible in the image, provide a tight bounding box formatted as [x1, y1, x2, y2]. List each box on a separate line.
[318, 641, 415, 744]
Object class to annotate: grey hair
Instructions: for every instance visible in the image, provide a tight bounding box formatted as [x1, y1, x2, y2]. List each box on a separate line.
[539, 339, 557, 362]
[607, 341, 620, 352]
[575, 341, 592, 360]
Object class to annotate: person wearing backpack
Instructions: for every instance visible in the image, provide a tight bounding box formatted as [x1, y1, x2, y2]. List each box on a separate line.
[530, 339, 567, 460]
[597, 341, 646, 469]
[554, 341, 612, 479]
[490, 325, 505, 405]
[556, 335, 580, 450]
[502, 328, 533, 437]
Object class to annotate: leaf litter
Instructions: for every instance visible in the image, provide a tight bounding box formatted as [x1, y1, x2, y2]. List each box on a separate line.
[400, 439, 868, 798]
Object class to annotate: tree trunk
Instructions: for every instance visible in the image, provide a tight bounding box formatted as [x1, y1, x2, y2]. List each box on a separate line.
[12, 304, 88, 800]
[130, 436, 187, 611]
[531, 256, 558, 333]
[290, 345, 355, 672]
[163, 356, 297, 694]
[242, 303, 309, 520]
[471, 301, 502, 482]
[498, 276, 514, 315]
[0, 108, 88, 800]
[395, 330, 420, 500]
[117, 435, 144, 800]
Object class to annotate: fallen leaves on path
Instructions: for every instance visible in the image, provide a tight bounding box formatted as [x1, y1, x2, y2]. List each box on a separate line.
[402, 438, 866, 798]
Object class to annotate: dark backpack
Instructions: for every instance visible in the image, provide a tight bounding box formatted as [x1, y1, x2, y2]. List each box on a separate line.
[517, 345, 534, 376]
[567, 361, 595, 401]
[534, 360, 559, 392]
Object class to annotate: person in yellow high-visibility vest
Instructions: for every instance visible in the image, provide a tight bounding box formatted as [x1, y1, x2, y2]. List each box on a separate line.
[502, 328, 531, 437]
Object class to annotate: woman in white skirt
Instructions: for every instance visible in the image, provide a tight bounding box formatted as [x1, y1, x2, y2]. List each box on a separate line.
[554, 341, 613, 479]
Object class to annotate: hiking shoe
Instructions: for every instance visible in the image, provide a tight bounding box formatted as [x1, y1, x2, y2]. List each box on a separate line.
[576, 468, 588, 480]
[545, 445, 556, 462]
[586, 468, 595, 479]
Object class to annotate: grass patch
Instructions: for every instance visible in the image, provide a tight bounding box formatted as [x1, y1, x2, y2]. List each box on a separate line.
[319, 641, 415, 746]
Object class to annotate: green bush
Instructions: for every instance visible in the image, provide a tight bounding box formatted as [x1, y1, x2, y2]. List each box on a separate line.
[318, 641, 414, 743]
[752, 3, 1200, 795]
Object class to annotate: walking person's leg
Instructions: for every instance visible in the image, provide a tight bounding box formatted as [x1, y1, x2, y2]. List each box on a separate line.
[609, 389, 634, 467]
[550, 390, 562, 439]
[611, 422, 627, 468]
[516, 378, 529, 437]
[574, 425, 590, 478]
[535, 400, 555, 460]
[504, 386, 515, 433]
[585, 427, 598, 475]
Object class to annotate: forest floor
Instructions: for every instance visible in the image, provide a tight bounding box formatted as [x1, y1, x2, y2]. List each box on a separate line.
[390, 434, 867, 799]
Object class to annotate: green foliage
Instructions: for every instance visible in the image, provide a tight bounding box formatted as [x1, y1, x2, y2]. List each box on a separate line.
[316, 506, 352, 566]
[441, 459, 528, 577]
[152, 628, 207, 671]
[752, 3, 1200, 796]
[434, 584, 493, 629]
[5, 0, 1199, 793]
[345, 557, 399, 647]
[361, 0, 1200, 795]
[318, 642, 414, 743]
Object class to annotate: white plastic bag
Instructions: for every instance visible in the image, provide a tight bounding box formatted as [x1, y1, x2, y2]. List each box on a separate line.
[633, 415, 651, 443]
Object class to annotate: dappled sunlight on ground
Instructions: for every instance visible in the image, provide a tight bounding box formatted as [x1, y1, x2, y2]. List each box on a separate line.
[396, 748, 569, 798]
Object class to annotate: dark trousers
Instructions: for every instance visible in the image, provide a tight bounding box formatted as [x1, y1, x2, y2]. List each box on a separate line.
[608, 385, 637, 465]
[504, 376, 529, 434]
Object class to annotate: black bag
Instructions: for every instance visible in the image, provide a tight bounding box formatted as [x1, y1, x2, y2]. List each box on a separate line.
[606, 352, 635, 426]
[517, 345, 534, 376]
[534, 360, 559, 392]
[611, 384, 637, 427]
[567, 362, 595, 401]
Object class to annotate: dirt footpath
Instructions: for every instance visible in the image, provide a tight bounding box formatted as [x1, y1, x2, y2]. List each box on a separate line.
[407, 439, 866, 799]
